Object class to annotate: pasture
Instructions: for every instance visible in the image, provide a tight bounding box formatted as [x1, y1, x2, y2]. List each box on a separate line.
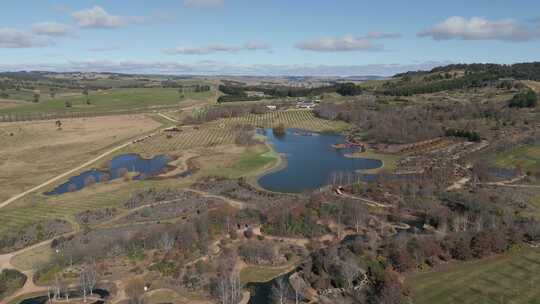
[0, 88, 216, 114]
[409, 248, 540, 304]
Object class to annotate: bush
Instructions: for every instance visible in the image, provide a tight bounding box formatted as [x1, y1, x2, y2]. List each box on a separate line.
[0, 269, 26, 298]
[508, 89, 538, 108]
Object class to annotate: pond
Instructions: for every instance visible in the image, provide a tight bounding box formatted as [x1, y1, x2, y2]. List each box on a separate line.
[246, 271, 294, 304]
[45, 153, 172, 195]
[257, 129, 382, 193]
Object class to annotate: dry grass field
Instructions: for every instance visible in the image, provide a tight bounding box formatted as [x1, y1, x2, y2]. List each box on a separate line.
[0, 114, 161, 202]
[524, 80, 540, 93]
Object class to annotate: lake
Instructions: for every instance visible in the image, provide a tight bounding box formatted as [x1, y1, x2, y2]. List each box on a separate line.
[45, 153, 171, 195]
[257, 129, 382, 193]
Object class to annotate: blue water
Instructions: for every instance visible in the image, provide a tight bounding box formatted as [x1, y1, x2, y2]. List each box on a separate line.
[258, 129, 382, 193]
[45, 154, 171, 195]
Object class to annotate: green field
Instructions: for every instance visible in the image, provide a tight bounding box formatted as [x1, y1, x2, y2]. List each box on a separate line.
[0, 88, 215, 114]
[203, 148, 279, 179]
[240, 264, 295, 284]
[492, 145, 540, 172]
[410, 248, 540, 304]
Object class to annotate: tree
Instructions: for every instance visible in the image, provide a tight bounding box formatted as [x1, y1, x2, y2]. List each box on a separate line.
[341, 258, 360, 289]
[272, 123, 286, 136]
[336, 82, 362, 96]
[80, 269, 90, 302]
[83, 88, 90, 104]
[33, 93, 40, 103]
[271, 277, 288, 304]
[159, 232, 175, 251]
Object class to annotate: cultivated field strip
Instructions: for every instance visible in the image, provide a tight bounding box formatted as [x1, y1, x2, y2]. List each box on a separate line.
[132, 127, 237, 155]
[216, 110, 346, 131]
[130, 110, 348, 155]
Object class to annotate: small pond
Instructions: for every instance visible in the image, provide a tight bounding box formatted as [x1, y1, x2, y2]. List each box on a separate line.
[246, 271, 294, 304]
[45, 154, 172, 195]
[257, 129, 382, 193]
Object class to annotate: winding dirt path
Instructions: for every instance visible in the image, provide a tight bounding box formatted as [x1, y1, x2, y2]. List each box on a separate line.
[185, 188, 248, 209]
[333, 192, 390, 208]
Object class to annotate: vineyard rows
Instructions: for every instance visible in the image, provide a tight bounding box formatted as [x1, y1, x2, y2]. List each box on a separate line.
[215, 110, 347, 131]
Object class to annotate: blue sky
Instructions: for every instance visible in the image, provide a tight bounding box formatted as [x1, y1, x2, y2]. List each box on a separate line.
[0, 0, 539, 75]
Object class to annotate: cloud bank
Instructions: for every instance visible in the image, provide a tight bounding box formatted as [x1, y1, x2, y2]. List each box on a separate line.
[0, 60, 448, 77]
[163, 41, 271, 55]
[296, 32, 401, 52]
[32, 22, 75, 37]
[0, 28, 52, 48]
[420, 16, 540, 42]
[72, 6, 146, 29]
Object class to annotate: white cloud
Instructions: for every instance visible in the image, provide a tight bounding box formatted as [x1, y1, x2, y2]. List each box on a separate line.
[72, 6, 145, 29]
[184, 0, 224, 9]
[0, 60, 448, 77]
[32, 22, 74, 37]
[163, 41, 271, 55]
[419, 16, 540, 42]
[295, 33, 400, 52]
[0, 28, 52, 48]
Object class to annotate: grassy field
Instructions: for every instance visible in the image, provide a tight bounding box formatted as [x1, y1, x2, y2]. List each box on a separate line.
[346, 148, 401, 173]
[409, 248, 540, 304]
[0, 115, 161, 202]
[492, 144, 540, 172]
[0, 88, 216, 114]
[11, 242, 55, 271]
[524, 80, 540, 93]
[240, 264, 295, 285]
[199, 144, 279, 179]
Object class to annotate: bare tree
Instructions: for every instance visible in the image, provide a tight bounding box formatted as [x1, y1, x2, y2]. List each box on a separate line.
[159, 232, 175, 251]
[341, 258, 360, 289]
[80, 270, 89, 302]
[271, 277, 288, 304]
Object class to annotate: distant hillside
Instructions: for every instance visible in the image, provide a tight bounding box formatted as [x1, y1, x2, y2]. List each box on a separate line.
[394, 62, 540, 81]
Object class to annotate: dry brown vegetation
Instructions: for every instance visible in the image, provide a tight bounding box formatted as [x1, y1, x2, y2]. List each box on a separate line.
[0, 114, 161, 202]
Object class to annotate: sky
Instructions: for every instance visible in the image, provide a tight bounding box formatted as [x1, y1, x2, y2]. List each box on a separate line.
[0, 0, 539, 76]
